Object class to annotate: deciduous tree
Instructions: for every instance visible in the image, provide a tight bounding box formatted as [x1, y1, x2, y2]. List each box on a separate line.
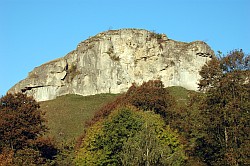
[197, 50, 250, 165]
[0, 93, 46, 150]
[125, 80, 175, 119]
[0, 93, 58, 165]
[85, 80, 176, 128]
[75, 106, 186, 165]
[120, 110, 186, 166]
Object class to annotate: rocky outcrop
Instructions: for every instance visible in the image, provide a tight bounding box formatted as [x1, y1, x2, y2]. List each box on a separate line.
[8, 29, 214, 101]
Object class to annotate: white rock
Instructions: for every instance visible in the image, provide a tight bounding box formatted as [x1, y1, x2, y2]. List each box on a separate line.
[8, 29, 214, 101]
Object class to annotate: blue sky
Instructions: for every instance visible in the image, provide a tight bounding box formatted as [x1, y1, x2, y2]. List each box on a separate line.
[0, 0, 249, 96]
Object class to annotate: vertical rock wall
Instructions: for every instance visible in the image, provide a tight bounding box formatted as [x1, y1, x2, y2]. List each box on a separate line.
[8, 29, 214, 101]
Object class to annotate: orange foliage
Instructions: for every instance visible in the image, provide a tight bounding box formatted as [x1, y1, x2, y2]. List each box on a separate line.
[0, 148, 14, 166]
[85, 80, 175, 128]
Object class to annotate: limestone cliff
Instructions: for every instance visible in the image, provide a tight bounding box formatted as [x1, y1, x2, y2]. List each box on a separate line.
[8, 29, 214, 101]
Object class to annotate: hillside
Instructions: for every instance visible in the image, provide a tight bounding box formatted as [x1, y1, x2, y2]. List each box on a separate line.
[40, 93, 119, 143]
[40, 86, 193, 144]
[2, 49, 248, 165]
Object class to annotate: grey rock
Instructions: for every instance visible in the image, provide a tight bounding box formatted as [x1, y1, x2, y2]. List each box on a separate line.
[8, 29, 214, 101]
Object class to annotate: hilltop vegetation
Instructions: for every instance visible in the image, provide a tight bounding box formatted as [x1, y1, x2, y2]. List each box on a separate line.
[0, 49, 249, 165]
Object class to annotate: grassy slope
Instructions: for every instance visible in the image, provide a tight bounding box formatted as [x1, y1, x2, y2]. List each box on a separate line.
[40, 86, 195, 143]
[40, 93, 118, 142]
[167, 86, 192, 108]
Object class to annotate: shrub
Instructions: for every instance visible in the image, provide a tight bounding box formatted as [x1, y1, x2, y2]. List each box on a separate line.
[67, 64, 81, 81]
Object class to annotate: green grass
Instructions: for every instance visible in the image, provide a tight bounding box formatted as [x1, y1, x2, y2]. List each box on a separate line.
[40, 93, 118, 143]
[167, 86, 192, 107]
[40, 86, 196, 144]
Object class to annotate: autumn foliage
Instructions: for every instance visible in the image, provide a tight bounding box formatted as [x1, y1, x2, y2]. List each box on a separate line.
[0, 93, 46, 150]
[196, 49, 250, 165]
[125, 80, 175, 119]
[0, 93, 57, 165]
[85, 80, 175, 127]
[1, 49, 249, 165]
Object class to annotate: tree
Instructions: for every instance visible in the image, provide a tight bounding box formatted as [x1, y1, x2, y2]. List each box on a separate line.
[198, 57, 222, 92]
[220, 49, 249, 72]
[85, 80, 176, 128]
[75, 106, 143, 165]
[120, 111, 186, 166]
[168, 91, 207, 165]
[0, 93, 46, 150]
[125, 80, 175, 119]
[75, 106, 186, 165]
[197, 50, 250, 165]
[0, 93, 58, 165]
[199, 49, 250, 92]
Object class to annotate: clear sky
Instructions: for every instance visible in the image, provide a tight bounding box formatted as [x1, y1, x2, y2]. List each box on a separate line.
[0, 0, 249, 96]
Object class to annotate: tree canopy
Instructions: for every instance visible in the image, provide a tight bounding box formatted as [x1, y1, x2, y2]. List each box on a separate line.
[1, 49, 249, 165]
[0, 93, 57, 165]
[0, 93, 46, 150]
[196, 50, 250, 165]
[75, 106, 186, 165]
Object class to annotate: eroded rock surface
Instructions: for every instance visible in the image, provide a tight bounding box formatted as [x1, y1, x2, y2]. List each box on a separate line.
[9, 29, 214, 101]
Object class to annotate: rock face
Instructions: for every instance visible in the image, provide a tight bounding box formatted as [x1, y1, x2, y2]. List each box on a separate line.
[9, 29, 214, 101]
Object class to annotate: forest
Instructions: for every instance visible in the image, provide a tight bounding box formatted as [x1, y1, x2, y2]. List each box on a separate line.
[0, 49, 249, 165]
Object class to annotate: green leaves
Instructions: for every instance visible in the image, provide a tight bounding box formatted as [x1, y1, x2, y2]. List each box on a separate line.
[76, 107, 143, 165]
[85, 80, 175, 129]
[121, 112, 186, 166]
[75, 106, 186, 165]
